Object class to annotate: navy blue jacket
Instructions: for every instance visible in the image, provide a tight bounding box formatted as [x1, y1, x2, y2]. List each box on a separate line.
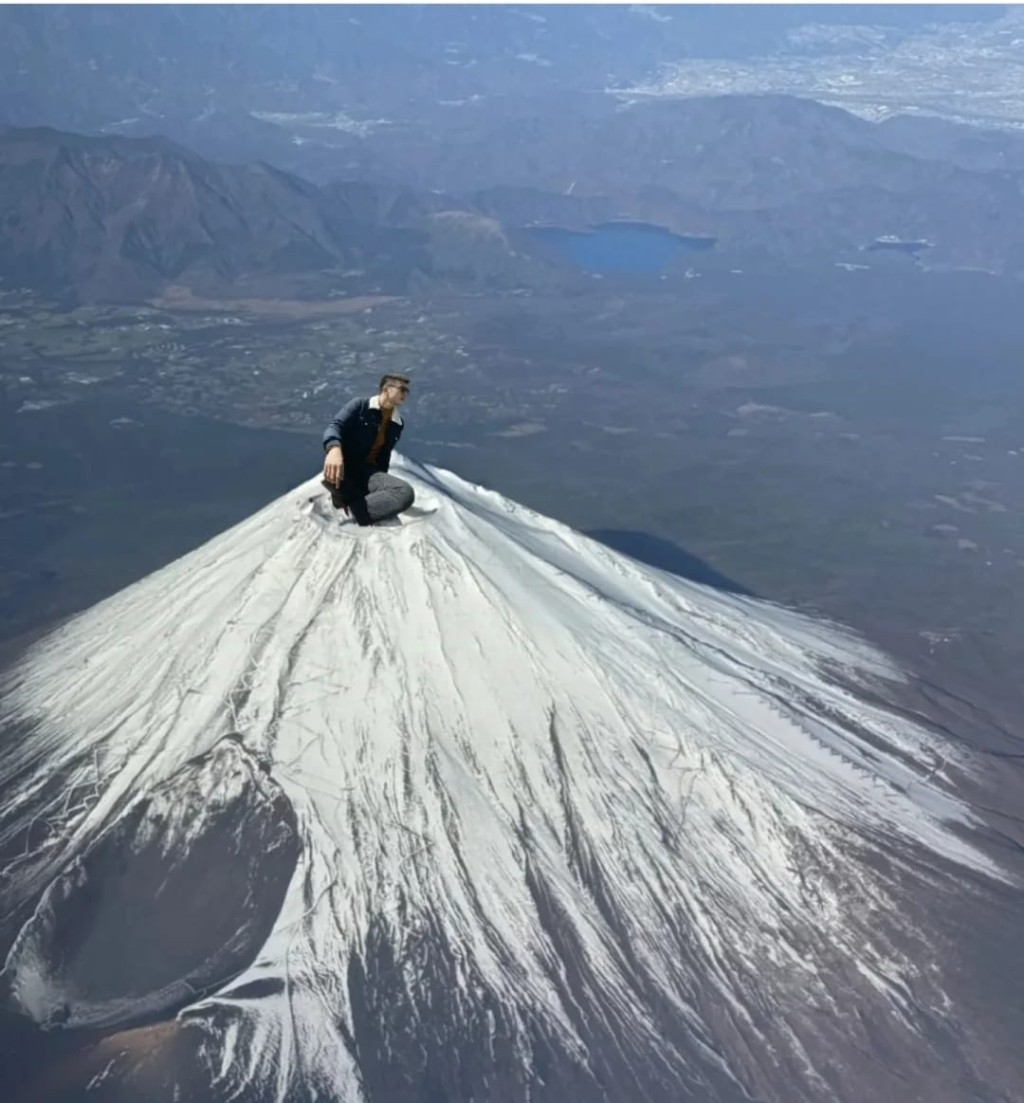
[323, 395, 405, 478]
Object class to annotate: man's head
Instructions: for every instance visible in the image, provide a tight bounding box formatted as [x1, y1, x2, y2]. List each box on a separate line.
[379, 373, 411, 410]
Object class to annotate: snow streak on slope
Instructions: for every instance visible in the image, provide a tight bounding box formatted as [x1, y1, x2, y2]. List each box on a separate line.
[0, 457, 1008, 1102]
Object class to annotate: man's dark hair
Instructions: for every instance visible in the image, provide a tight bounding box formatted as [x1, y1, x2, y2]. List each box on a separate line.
[380, 373, 411, 390]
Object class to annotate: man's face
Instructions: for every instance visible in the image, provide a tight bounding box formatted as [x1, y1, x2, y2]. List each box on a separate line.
[384, 381, 410, 406]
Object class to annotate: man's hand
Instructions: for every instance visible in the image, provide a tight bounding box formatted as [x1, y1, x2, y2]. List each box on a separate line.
[324, 445, 344, 486]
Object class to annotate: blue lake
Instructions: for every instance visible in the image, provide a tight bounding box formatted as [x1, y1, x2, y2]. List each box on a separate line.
[526, 221, 716, 274]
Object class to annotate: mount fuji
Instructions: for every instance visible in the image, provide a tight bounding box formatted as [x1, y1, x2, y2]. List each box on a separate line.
[0, 456, 1020, 1103]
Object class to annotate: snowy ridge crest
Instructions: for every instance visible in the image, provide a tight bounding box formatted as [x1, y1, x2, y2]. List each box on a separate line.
[0, 457, 1006, 1102]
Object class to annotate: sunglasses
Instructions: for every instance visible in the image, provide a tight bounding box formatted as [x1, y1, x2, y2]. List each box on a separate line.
[392, 384, 410, 394]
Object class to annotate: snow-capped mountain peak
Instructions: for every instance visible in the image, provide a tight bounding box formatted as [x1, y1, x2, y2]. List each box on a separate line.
[0, 457, 1011, 1103]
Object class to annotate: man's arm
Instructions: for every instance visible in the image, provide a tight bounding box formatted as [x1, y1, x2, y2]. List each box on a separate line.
[323, 397, 361, 453]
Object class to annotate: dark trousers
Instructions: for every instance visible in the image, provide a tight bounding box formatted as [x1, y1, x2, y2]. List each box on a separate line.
[323, 468, 415, 525]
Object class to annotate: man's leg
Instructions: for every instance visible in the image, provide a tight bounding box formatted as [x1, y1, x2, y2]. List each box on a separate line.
[362, 471, 415, 524]
[321, 477, 353, 511]
[322, 470, 367, 513]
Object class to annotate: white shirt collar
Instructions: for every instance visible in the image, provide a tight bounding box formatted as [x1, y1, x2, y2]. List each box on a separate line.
[368, 393, 403, 425]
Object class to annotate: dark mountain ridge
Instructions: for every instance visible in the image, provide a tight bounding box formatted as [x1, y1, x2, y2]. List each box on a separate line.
[6, 93, 1024, 305]
[0, 126, 433, 303]
[0, 124, 573, 304]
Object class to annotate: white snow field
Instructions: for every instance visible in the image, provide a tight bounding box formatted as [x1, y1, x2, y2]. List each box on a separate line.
[0, 455, 1012, 1103]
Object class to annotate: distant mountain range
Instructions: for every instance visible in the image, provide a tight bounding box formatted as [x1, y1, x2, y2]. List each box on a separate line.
[4, 91, 1024, 304]
[0, 125, 561, 304]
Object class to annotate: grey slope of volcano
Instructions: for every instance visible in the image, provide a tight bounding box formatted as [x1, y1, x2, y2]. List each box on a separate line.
[0, 456, 1018, 1103]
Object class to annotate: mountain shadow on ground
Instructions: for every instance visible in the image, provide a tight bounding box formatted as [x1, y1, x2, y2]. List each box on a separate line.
[587, 528, 756, 597]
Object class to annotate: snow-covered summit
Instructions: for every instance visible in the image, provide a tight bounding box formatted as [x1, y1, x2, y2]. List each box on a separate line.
[0, 456, 1011, 1102]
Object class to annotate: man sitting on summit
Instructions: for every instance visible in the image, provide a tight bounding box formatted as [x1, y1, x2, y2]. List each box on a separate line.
[321, 374, 415, 526]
